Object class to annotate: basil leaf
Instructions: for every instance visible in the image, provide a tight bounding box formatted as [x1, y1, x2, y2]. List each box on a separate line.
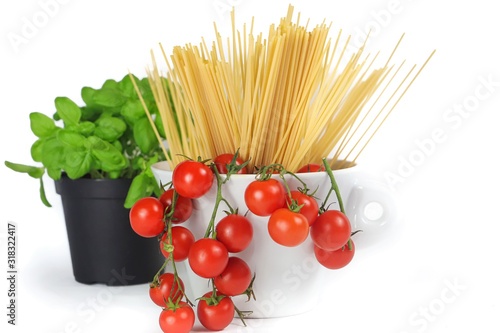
[92, 88, 127, 108]
[54, 97, 81, 126]
[57, 130, 86, 148]
[31, 139, 44, 162]
[139, 78, 154, 100]
[119, 74, 138, 98]
[133, 117, 157, 154]
[153, 112, 166, 138]
[80, 107, 101, 122]
[81, 87, 96, 106]
[88, 136, 127, 172]
[124, 172, 155, 208]
[94, 117, 127, 142]
[39, 177, 52, 207]
[121, 100, 146, 124]
[64, 150, 92, 179]
[77, 121, 96, 136]
[46, 167, 62, 180]
[4, 161, 45, 179]
[102, 79, 119, 90]
[41, 137, 66, 170]
[29, 112, 57, 138]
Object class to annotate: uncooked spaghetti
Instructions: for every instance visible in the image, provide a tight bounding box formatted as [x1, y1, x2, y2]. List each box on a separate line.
[135, 5, 434, 172]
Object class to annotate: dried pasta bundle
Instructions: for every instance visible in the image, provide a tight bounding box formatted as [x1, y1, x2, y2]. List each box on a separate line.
[136, 5, 434, 171]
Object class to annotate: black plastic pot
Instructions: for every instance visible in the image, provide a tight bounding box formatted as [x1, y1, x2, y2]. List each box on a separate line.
[55, 176, 163, 286]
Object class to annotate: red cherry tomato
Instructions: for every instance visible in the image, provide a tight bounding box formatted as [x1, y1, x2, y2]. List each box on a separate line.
[159, 301, 195, 333]
[310, 210, 351, 251]
[197, 292, 235, 331]
[268, 208, 309, 247]
[314, 240, 355, 269]
[149, 273, 184, 307]
[296, 163, 325, 173]
[213, 153, 248, 174]
[158, 189, 193, 223]
[214, 257, 252, 296]
[286, 190, 319, 225]
[244, 178, 286, 216]
[172, 160, 214, 199]
[216, 214, 253, 253]
[129, 197, 165, 238]
[160, 226, 195, 262]
[188, 238, 229, 278]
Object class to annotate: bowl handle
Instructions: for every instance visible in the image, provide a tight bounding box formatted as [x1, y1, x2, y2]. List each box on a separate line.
[344, 174, 399, 248]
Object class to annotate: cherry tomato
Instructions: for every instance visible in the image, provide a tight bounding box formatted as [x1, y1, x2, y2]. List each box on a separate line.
[149, 273, 185, 307]
[310, 210, 351, 251]
[129, 197, 165, 238]
[268, 208, 309, 247]
[160, 226, 195, 261]
[296, 163, 325, 173]
[216, 214, 253, 253]
[197, 292, 235, 331]
[159, 301, 195, 333]
[286, 190, 319, 225]
[244, 178, 286, 216]
[158, 189, 193, 223]
[314, 240, 355, 269]
[214, 257, 252, 296]
[172, 160, 214, 199]
[188, 238, 229, 278]
[213, 153, 248, 174]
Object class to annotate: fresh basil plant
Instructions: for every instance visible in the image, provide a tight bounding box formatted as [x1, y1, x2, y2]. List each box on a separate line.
[5, 74, 166, 208]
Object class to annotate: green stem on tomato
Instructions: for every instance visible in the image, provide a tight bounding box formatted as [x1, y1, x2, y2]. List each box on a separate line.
[283, 170, 309, 194]
[204, 165, 226, 238]
[152, 258, 169, 285]
[234, 304, 252, 327]
[161, 190, 193, 306]
[321, 158, 345, 214]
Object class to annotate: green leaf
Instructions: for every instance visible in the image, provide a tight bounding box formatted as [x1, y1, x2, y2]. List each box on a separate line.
[39, 178, 52, 207]
[47, 167, 62, 180]
[29, 112, 57, 138]
[81, 87, 97, 106]
[153, 112, 166, 138]
[55, 97, 82, 126]
[41, 138, 66, 169]
[77, 121, 96, 136]
[57, 130, 86, 148]
[102, 79, 119, 90]
[64, 150, 92, 179]
[112, 140, 123, 152]
[31, 139, 44, 162]
[140, 78, 154, 101]
[107, 170, 121, 179]
[88, 136, 127, 172]
[4, 161, 45, 179]
[92, 88, 127, 108]
[119, 74, 139, 98]
[80, 107, 101, 122]
[124, 172, 154, 208]
[94, 117, 127, 142]
[121, 100, 146, 124]
[133, 117, 157, 154]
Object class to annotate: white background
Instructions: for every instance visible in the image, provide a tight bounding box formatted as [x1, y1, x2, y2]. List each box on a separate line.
[1, 0, 499, 332]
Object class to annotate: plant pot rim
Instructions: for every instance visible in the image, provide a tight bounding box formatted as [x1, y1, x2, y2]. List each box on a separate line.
[55, 174, 132, 199]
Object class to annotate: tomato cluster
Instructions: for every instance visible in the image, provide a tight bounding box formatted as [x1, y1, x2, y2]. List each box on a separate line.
[244, 163, 356, 269]
[129, 155, 254, 333]
[129, 154, 358, 333]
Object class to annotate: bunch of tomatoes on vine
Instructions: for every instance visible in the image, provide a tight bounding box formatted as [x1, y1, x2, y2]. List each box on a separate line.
[129, 151, 359, 333]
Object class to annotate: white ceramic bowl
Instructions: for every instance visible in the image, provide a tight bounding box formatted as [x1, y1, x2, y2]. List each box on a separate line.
[151, 161, 397, 318]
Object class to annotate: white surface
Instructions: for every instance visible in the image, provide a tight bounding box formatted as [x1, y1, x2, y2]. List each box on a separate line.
[1, 0, 499, 332]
